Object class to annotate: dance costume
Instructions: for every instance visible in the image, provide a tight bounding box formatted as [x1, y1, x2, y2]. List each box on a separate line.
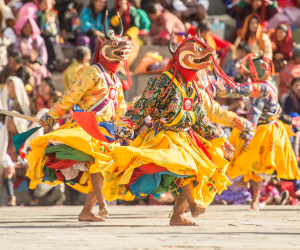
[26, 22, 133, 193]
[214, 53, 300, 182]
[103, 36, 238, 207]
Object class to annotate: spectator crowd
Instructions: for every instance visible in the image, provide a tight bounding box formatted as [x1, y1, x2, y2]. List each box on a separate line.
[0, 0, 300, 207]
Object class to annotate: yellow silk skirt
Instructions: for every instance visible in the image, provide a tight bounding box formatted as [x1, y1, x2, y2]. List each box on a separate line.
[26, 118, 119, 194]
[228, 120, 300, 182]
[103, 129, 230, 208]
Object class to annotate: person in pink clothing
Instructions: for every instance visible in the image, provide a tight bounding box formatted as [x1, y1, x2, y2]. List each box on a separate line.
[145, 3, 185, 45]
[17, 2, 38, 19]
[14, 16, 50, 87]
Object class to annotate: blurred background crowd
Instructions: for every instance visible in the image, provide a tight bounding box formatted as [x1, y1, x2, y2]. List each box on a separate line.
[0, 0, 300, 208]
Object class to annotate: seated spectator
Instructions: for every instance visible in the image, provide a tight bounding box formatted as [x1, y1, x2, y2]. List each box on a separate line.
[0, 115, 36, 206]
[271, 23, 293, 72]
[63, 46, 91, 91]
[36, 0, 60, 71]
[14, 16, 49, 87]
[279, 45, 300, 96]
[77, 0, 107, 51]
[224, 41, 251, 79]
[0, 51, 34, 91]
[232, 13, 272, 60]
[268, 0, 300, 29]
[18, 2, 38, 19]
[173, 0, 208, 22]
[0, 0, 15, 30]
[228, 0, 277, 31]
[197, 19, 216, 51]
[54, 0, 78, 41]
[110, 0, 151, 37]
[30, 77, 61, 116]
[146, 3, 185, 45]
[1, 76, 31, 118]
[214, 176, 252, 205]
[284, 77, 300, 117]
[0, 28, 12, 72]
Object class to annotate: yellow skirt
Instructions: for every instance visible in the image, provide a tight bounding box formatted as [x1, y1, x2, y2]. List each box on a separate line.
[103, 129, 230, 208]
[26, 118, 119, 194]
[228, 120, 300, 182]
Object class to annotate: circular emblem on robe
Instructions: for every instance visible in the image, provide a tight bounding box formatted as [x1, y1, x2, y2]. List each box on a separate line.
[108, 87, 117, 100]
[183, 98, 193, 111]
[252, 161, 262, 171]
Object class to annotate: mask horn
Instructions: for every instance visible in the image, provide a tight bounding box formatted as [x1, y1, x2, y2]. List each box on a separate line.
[103, 10, 109, 37]
[169, 29, 175, 55]
[117, 12, 123, 37]
[197, 28, 201, 38]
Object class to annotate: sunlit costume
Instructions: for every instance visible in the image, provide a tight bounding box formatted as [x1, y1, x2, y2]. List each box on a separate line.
[214, 53, 300, 183]
[103, 35, 239, 225]
[25, 14, 133, 219]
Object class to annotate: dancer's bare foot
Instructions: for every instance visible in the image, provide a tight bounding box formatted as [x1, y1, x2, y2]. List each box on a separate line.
[78, 211, 105, 222]
[98, 208, 109, 218]
[169, 210, 174, 218]
[190, 204, 206, 218]
[185, 205, 190, 213]
[98, 203, 109, 218]
[170, 215, 198, 226]
[250, 200, 259, 211]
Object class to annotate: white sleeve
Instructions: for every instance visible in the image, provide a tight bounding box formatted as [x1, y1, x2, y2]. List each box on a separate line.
[4, 28, 16, 44]
[3, 154, 15, 168]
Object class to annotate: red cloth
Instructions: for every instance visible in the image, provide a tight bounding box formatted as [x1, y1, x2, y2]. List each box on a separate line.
[125, 164, 169, 187]
[270, 23, 293, 60]
[54, 170, 65, 181]
[177, 64, 198, 83]
[92, 42, 120, 73]
[45, 153, 79, 170]
[188, 130, 212, 161]
[281, 180, 295, 196]
[70, 110, 112, 143]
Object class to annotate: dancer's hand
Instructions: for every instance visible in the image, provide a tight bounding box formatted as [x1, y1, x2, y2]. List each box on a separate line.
[38, 120, 48, 127]
[221, 140, 235, 159]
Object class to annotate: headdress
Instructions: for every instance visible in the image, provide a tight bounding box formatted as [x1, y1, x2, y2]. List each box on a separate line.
[165, 30, 238, 101]
[91, 11, 132, 86]
[236, 52, 274, 83]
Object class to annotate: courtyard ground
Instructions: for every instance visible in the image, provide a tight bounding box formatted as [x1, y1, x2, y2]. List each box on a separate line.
[0, 205, 299, 250]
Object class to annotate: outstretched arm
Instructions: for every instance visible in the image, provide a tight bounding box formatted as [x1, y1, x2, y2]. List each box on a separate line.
[39, 66, 98, 128]
[115, 75, 167, 129]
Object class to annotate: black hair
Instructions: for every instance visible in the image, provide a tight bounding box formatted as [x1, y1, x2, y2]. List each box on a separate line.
[237, 41, 251, 54]
[291, 77, 300, 87]
[75, 46, 91, 63]
[292, 45, 300, 60]
[90, 0, 107, 23]
[130, 0, 141, 9]
[198, 19, 211, 33]
[146, 3, 158, 14]
[277, 24, 289, 33]
[9, 51, 23, 64]
[41, 77, 56, 93]
[279, 114, 292, 125]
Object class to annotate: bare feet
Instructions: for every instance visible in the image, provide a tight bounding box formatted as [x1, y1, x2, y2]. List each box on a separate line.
[190, 204, 206, 218]
[169, 210, 174, 218]
[97, 198, 110, 218]
[78, 211, 105, 222]
[170, 215, 198, 226]
[7, 196, 16, 206]
[250, 200, 259, 211]
[98, 207, 109, 218]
